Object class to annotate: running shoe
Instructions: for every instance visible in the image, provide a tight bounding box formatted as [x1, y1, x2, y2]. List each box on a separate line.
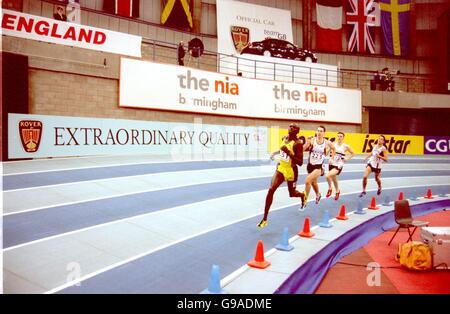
[300, 192, 308, 209]
[334, 190, 340, 201]
[315, 193, 322, 204]
[359, 191, 367, 198]
[326, 188, 332, 198]
[257, 219, 268, 228]
[377, 187, 382, 195]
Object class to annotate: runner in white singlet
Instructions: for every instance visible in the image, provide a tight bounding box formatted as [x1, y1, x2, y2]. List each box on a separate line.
[359, 135, 389, 197]
[326, 132, 355, 200]
[301, 126, 335, 208]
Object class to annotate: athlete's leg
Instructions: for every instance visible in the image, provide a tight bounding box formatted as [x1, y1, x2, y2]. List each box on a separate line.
[309, 169, 321, 194]
[360, 166, 372, 197]
[288, 180, 304, 198]
[305, 170, 316, 199]
[262, 171, 284, 221]
[332, 176, 341, 200]
[326, 168, 339, 197]
[288, 180, 307, 209]
[305, 169, 321, 198]
[312, 179, 320, 196]
[375, 171, 382, 194]
[332, 175, 339, 192]
[326, 170, 333, 197]
[308, 169, 322, 203]
[312, 180, 321, 204]
[304, 173, 313, 199]
[293, 164, 298, 183]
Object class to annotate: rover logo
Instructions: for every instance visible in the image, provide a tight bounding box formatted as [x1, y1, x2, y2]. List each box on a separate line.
[230, 26, 249, 53]
[19, 120, 43, 153]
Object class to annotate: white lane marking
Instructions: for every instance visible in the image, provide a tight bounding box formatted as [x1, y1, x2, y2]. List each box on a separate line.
[3, 157, 269, 176]
[4, 167, 449, 216]
[4, 164, 274, 192]
[5, 155, 449, 176]
[6, 162, 450, 192]
[3, 173, 271, 216]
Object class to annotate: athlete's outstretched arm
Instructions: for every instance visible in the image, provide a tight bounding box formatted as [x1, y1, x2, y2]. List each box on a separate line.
[270, 150, 280, 160]
[345, 145, 355, 161]
[327, 140, 335, 157]
[379, 149, 388, 162]
[303, 136, 313, 151]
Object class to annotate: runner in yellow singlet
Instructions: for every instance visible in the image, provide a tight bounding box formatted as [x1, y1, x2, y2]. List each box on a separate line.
[276, 136, 296, 181]
[257, 124, 305, 228]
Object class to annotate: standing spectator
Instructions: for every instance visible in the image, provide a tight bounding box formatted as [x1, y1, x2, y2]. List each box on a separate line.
[53, 5, 67, 21]
[177, 41, 186, 66]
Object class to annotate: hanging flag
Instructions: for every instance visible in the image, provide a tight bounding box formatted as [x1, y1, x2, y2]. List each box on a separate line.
[346, 0, 379, 53]
[103, 0, 140, 18]
[161, 0, 193, 30]
[66, 0, 81, 24]
[316, 0, 343, 52]
[2, 0, 23, 11]
[380, 0, 410, 56]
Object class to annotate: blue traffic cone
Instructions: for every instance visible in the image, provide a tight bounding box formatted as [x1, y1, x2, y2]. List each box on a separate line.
[382, 195, 391, 206]
[355, 199, 366, 215]
[410, 193, 420, 201]
[275, 227, 294, 251]
[201, 265, 227, 294]
[318, 210, 333, 228]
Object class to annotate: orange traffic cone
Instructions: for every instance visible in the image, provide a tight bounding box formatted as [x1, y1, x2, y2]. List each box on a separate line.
[247, 240, 271, 269]
[425, 189, 433, 199]
[298, 217, 315, 238]
[336, 204, 349, 220]
[368, 196, 379, 210]
[398, 192, 404, 201]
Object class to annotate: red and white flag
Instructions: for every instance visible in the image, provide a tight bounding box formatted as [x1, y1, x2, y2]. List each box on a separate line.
[316, 0, 343, 52]
[103, 0, 140, 18]
[346, 0, 380, 53]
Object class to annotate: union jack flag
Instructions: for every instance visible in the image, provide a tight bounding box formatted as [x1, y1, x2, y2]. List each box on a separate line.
[346, 0, 379, 53]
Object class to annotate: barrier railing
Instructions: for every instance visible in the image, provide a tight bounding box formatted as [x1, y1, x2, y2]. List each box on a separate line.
[142, 39, 440, 93]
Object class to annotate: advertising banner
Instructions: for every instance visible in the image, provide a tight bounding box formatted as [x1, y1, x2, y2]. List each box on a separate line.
[1, 9, 141, 57]
[269, 128, 424, 155]
[424, 136, 450, 155]
[216, 0, 293, 56]
[215, 0, 326, 86]
[120, 58, 361, 124]
[8, 114, 268, 159]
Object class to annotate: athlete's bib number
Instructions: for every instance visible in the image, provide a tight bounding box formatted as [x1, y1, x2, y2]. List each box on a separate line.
[311, 152, 323, 163]
[333, 154, 343, 162]
[372, 151, 381, 163]
[279, 151, 290, 162]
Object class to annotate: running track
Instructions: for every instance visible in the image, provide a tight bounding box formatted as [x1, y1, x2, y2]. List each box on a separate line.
[2, 154, 450, 293]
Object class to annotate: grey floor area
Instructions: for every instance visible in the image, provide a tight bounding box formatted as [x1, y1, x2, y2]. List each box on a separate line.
[2, 153, 450, 294]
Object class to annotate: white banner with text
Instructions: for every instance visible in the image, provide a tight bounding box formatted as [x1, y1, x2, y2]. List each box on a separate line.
[216, 0, 293, 56]
[120, 58, 361, 124]
[8, 114, 268, 159]
[1, 9, 141, 57]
